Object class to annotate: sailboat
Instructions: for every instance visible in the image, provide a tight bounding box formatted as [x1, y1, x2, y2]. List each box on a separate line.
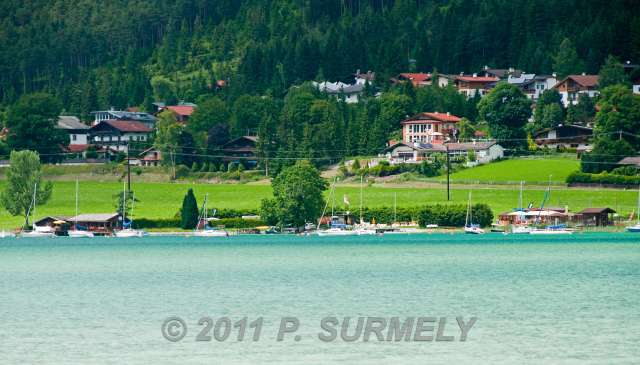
[114, 181, 146, 237]
[511, 181, 532, 234]
[627, 186, 640, 232]
[353, 175, 376, 235]
[20, 183, 55, 238]
[529, 176, 573, 235]
[193, 193, 229, 237]
[316, 177, 356, 236]
[68, 179, 94, 238]
[464, 191, 485, 234]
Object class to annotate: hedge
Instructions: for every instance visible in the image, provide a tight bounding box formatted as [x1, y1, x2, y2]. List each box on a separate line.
[134, 217, 265, 229]
[566, 171, 640, 186]
[357, 204, 493, 227]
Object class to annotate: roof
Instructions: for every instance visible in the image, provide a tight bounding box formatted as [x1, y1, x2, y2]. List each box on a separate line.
[69, 213, 120, 222]
[91, 110, 157, 123]
[398, 73, 431, 82]
[555, 75, 599, 88]
[58, 116, 89, 130]
[401, 112, 462, 124]
[577, 208, 616, 214]
[386, 141, 498, 152]
[313, 81, 364, 94]
[223, 135, 259, 147]
[165, 105, 195, 116]
[482, 68, 522, 78]
[456, 75, 500, 83]
[533, 124, 593, 138]
[94, 120, 152, 133]
[617, 156, 640, 166]
[66, 144, 89, 153]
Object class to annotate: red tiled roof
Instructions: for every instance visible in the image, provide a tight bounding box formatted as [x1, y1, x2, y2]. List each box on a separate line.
[399, 73, 431, 82]
[165, 105, 195, 116]
[455, 75, 499, 83]
[565, 75, 599, 88]
[401, 112, 462, 124]
[102, 120, 152, 133]
[66, 144, 88, 153]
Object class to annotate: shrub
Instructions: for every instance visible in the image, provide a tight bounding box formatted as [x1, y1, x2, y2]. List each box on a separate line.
[174, 164, 190, 179]
[566, 171, 640, 186]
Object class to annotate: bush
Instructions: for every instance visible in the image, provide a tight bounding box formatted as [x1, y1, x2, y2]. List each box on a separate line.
[566, 171, 640, 186]
[417, 204, 493, 227]
[354, 204, 493, 227]
[174, 164, 191, 179]
[611, 166, 639, 176]
[134, 218, 181, 229]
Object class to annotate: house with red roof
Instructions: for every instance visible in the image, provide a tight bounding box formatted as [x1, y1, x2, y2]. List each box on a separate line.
[400, 112, 461, 144]
[89, 120, 152, 153]
[552, 74, 599, 107]
[158, 104, 196, 123]
[392, 73, 432, 88]
[454, 74, 499, 98]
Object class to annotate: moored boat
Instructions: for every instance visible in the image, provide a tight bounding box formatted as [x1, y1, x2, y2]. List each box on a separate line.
[464, 191, 485, 234]
[193, 193, 229, 237]
[67, 179, 94, 238]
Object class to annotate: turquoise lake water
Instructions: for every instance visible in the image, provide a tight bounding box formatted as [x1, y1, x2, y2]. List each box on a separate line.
[1, 233, 639, 364]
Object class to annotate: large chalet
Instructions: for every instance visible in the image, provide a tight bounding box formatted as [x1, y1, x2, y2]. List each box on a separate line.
[89, 120, 152, 153]
[401, 112, 461, 144]
[553, 75, 599, 106]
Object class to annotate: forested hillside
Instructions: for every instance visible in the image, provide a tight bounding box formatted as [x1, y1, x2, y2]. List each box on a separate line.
[0, 0, 638, 112]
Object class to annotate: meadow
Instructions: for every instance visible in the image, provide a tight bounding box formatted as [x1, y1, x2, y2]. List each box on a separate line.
[0, 180, 636, 229]
[445, 157, 580, 184]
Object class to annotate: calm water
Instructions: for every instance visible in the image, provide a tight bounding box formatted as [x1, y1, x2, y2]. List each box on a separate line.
[1, 233, 639, 364]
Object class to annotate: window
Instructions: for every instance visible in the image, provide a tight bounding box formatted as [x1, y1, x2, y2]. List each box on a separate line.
[72, 134, 77, 141]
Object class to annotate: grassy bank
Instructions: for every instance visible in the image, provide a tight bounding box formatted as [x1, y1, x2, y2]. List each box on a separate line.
[446, 157, 580, 184]
[0, 180, 636, 229]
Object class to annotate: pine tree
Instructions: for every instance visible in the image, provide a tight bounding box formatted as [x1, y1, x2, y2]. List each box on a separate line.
[552, 38, 584, 79]
[180, 188, 199, 229]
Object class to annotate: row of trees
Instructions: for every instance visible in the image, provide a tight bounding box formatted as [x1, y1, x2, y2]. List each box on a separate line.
[1, 0, 638, 112]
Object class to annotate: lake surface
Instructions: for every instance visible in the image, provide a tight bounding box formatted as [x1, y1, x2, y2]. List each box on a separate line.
[1, 233, 639, 364]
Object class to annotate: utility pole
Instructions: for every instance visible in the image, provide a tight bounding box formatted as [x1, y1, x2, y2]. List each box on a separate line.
[446, 145, 450, 201]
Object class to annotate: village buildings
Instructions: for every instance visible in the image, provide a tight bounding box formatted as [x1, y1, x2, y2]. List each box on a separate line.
[552, 74, 600, 107]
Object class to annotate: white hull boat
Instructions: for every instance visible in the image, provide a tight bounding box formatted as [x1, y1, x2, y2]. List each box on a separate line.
[464, 226, 485, 234]
[627, 224, 640, 233]
[68, 230, 95, 238]
[354, 228, 377, 235]
[530, 229, 573, 235]
[316, 228, 357, 236]
[20, 230, 55, 238]
[114, 229, 145, 238]
[193, 229, 229, 237]
[511, 225, 532, 234]
[0, 231, 16, 238]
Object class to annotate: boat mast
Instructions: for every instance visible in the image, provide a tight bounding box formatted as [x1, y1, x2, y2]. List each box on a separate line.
[31, 182, 38, 229]
[75, 179, 79, 228]
[637, 185, 640, 224]
[359, 175, 363, 224]
[465, 191, 471, 227]
[122, 179, 127, 228]
[393, 192, 397, 224]
[519, 181, 523, 211]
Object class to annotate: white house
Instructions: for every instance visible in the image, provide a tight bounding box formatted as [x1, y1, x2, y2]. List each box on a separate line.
[385, 141, 504, 165]
[57, 116, 89, 146]
[90, 109, 157, 128]
[552, 75, 599, 107]
[89, 120, 152, 153]
[632, 74, 640, 95]
[508, 74, 557, 100]
[312, 81, 364, 103]
[400, 112, 461, 144]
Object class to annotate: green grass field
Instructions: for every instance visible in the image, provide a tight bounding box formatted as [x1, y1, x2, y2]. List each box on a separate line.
[0, 180, 636, 229]
[447, 157, 580, 184]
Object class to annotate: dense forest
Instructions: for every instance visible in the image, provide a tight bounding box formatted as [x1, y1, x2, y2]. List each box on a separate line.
[0, 0, 638, 112]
